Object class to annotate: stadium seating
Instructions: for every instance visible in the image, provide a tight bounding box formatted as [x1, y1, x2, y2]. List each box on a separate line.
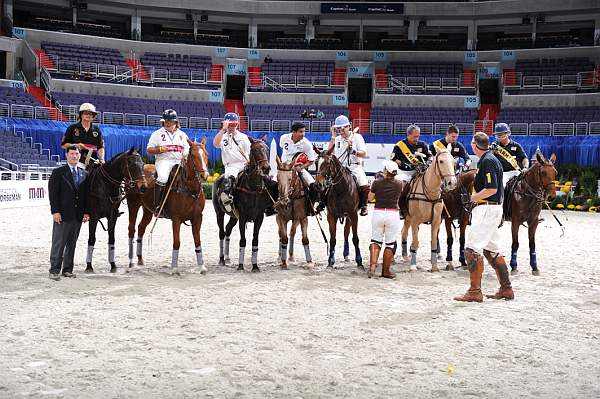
[245, 104, 346, 132]
[496, 107, 600, 123]
[376, 62, 475, 95]
[249, 60, 343, 93]
[0, 127, 58, 170]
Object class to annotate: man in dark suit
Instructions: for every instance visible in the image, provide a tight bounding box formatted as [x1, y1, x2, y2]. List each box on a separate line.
[48, 146, 90, 280]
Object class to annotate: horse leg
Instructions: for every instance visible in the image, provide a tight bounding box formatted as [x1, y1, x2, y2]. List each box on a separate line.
[135, 209, 153, 266]
[251, 215, 263, 273]
[192, 214, 207, 274]
[217, 209, 226, 266]
[277, 215, 289, 269]
[528, 220, 540, 276]
[171, 219, 181, 274]
[430, 209, 442, 273]
[350, 214, 364, 270]
[289, 219, 298, 262]
[127, 202, 140, 268]
[300, 217, 313, 268]
[510, 219, 520, 275]
[401, 220, 409, 262]
[224, 217, 237, 264]
[238, 219, 247, 272]
[409, 223, 420, 271]
[445, 218, 454, 270]
[327, 212, 336, 269]
[343, 218, 351, 262]
[107, 212, 118, 273]
[459, 215, 467, 267]
[85, 220, 97, 273]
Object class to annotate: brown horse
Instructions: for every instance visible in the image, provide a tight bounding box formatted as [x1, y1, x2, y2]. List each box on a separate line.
[506, 152, 557, 276]
[314, 147, 363, 270]
[400, 146, 457, 272]
[126, 138, 209, 273]
[440, 169, 476, 270]
[274, 157, 314, 270]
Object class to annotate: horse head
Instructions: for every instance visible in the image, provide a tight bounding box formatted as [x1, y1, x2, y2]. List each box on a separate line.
[313, 145, 337, 191]
[275, 156, 295, 208]
[187, 138, 209, 183]
[533, 152, 557, 200]
[248, 137, 270, 175]
[122, 146, 147, 193]
[431, 144, 457, 191]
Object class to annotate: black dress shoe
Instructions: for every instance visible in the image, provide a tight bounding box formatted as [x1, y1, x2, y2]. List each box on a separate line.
[49, 273, 61, 281]
[62, 272, 76, 278]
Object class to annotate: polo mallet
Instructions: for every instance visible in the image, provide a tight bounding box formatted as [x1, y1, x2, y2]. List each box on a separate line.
[544, 201, 565, 237]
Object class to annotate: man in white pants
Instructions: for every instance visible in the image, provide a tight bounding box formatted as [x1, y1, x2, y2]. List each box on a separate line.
[390, 124, 431, 182]
[146, 109, 190, 215]
[454, 132, 514, 303]
[213, 112, 251, 213]
[368, 160, 403, 279]
[279, 121, 319, 211]
[327, 115, 370, 216]
[492, 123, 529, 187]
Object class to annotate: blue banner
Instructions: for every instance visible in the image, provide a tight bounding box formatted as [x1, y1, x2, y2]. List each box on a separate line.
[373, 51, 386, 62]
[335, 50, 348, 61]
[332, 94, 347, 106]
[347, 63, 373, 78]
[225, 63, 247, 76]
[215, 47, 228, 58]
[464, 51, 478, 63]
[501, 50, 515, 61]
[247, 49, 260, 60]
[208, 91, 224, 103]
[463, 96, 480, 108]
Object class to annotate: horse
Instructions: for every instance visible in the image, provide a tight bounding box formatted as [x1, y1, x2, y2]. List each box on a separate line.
[504, 152, 557, 276]
[84, 147, 147, 273]
[314, 146, 363, 270]
[274, 157, 314, 270]
[213, 137, 275, 272]
[126, 138, 209, 273]
[400, 146, 457, 272]
[440, 169, 476, 270]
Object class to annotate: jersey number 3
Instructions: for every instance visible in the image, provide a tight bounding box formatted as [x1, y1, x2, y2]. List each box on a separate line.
[223, 139, 229, 147]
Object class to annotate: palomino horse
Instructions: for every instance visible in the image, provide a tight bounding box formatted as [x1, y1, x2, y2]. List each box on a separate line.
[126, 139, 209, 273]
[440, 169, 476, 270]
[274, 157, 314, 270]
[505, 152, 557, 276]
[401, 145, 457, 272]
[213, 138, 276, 272]
[314, 147, 363, 270]
[84, 147, 146, 273]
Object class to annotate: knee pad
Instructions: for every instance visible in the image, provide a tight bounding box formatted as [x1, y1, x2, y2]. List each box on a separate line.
[385, 241, 397, 254]
[464, 248, 481, 271]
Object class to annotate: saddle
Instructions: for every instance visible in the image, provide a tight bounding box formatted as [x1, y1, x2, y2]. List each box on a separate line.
[503, 173, 522, 221]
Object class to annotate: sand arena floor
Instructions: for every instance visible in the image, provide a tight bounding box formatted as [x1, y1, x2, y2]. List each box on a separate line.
[0, 204, 599, 398]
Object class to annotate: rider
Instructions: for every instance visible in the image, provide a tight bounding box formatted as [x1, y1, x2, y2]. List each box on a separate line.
[492, 123, 529, 186]
[213, 112, 251, 214]
[454, 132, 514, 303]
[279, 122, 320, 212]
[391, 124, 431, 182]
[429, 124, 471, 171]
[327, 115, 370, 216]
[146, 109, 190, 215]
[61, 102, 105, 168]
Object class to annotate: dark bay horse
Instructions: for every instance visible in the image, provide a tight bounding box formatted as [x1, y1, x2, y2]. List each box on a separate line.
[127, 139, 209, 273]
[85, 147, 146, 273]
[314, 147, 363, 270]
[213, 138, 276, 272]
[275, 157, 314, 270]
[441, 169, 476, 270]
[505, 152, 557, 276]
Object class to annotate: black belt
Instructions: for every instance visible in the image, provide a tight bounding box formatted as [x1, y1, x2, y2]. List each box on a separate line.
[476, 201, 500, 206]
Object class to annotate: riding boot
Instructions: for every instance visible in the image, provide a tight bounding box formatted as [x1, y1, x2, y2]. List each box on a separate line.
[359, 185, 370, 216]
[454, 251, 484, 302]
[263, 176, 278, 216]
[381, 247, 396, 279]
[153, 183, 165, 215]
[368, 243, 381, 278]
[484, 251, 514, 300]
[315, 192, 327, 214]
[306, 183, 318, 216]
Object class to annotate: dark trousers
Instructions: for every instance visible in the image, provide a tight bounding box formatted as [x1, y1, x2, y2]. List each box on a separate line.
[49, 220, 82, 274]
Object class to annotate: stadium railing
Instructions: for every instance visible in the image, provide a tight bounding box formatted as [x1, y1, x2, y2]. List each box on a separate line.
[502, 70, 598, 91]
[375, 74, 475, 93]
[247, 71, 346, 91]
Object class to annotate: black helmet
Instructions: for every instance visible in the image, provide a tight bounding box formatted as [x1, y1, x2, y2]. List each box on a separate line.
[161, 109, 178, 122]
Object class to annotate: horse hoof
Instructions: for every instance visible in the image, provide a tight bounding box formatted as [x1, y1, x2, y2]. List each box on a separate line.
[437, 254, 443, 261]
[344, 256, 350, 262]
[430, 266, 440, 273]
[367, 269, 374, 278]
[251, 265, 260, 273]
[288, 256, 295, 263]
[84, 267, 94, 274]
[402, 256, 409, 263]
[532, 269, 540, 276]
[237, 265, 244, 272]
[511, 269, 518, 276]
[326, 265, 333, 272]
[409, 265, 417, 272]
[110, 263, 117, 273]
[280, 264, 288, 270]
[445, 264, 455, 271]
[305, 262, 315, 269]
[171, 269, 181, 276]
[357, 264, 365, 272]
[137, 260, 144, 266]
[200, 269, 207, 275]
[218, 259, 226, 266]
[224, 257, 231, 264]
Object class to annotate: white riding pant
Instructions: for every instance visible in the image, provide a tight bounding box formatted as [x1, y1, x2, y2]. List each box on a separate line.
[224, 163, 245, 178]
[156, 159, 179, 184]
[502, 170, 520, 187]
[299, 168, 315, 185]
[371, 209, 401, 247]
[348, 165, 368, 187]
[465, 204, 503, 256]
[395, 170, 416, 183]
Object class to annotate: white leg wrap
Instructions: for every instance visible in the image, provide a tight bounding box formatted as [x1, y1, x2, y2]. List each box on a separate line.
[251, 246, 259, 265]
[280, 243, 287, 263]
[171, 249, 179, 269]
[224, 237, 231, 259]
[219, 239, 224, 258]
[195, 245, 204, 266]
[304, 244, 312, 263]
[239, 247, 245, 265]
[128, 238, 134, 261]
[108, 244, 115, 263]
[136, 237, 143, 257]
[86, 245, 94, 263]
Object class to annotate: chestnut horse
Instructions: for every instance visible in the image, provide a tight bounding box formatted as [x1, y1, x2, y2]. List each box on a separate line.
[126, 139, 209, 273]
[505, 152, 557, 276]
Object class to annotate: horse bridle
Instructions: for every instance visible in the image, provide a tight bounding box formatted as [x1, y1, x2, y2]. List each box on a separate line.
[97, 152, 145, 197]
[412, 151, 455, 202]
[249, 142, 270, 176]
[316, 153, 345, 192]
[185, 145, 207, 188]
[277, 163, 303, 203]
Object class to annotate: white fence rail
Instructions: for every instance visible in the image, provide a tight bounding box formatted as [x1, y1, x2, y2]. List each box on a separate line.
[503, 70, 598, 91]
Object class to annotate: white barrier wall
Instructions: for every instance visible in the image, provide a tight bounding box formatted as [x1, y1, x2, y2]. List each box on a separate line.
[0, 180, 49, 209]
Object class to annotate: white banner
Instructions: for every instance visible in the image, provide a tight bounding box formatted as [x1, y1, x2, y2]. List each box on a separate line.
[0, 180, 49, 209]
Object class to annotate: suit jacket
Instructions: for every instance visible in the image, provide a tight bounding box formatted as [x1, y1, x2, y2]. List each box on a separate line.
[48, 164, 89, 222]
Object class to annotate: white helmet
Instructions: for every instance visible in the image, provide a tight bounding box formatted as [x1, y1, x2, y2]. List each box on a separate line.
[333, 115, 351, 128]
[79, 103, 97, 114]
[382, 160, 399, 174]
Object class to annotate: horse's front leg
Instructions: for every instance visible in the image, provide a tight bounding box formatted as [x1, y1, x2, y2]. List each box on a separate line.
[300, 217, 313, 268]
[343, 218, 351, 262]
[528, 219, 540, 276]
[430, 207, 443, 273]
[409, 222, 420, 271]
[224, 216, 237, 264]
[401, 219, 410, 263]
[289, 219, 299, 262]
[192, 214, 207, 274]
[350, 213, 364, 270]
[444, 218, 454, 270]
[85, 219, 98, 273]
[127, 200, 140, 268]
[459, 214, 468, 267]
[277, 215, 289, 269]
[237, 219, 247, 272]
[251, 215, 264, 273]
[107, 211, 118, 273]
[510, 218, 520, 275]
[327, 212, 337, 269]
[135, 208, 153, 267]
[170, 219, 182, 274]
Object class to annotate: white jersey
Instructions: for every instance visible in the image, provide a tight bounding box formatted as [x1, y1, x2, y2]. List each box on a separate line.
[333, 133, 367, 167]
[147, 127, 189, 162]
[279, 133, 317, 163]
[218, 131, 251, 167]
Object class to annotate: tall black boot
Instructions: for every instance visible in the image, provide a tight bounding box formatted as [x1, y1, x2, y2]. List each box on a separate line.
[153, 183, 164, 215]
[263, 176, 278, 216]
[359, 185, 370, 216]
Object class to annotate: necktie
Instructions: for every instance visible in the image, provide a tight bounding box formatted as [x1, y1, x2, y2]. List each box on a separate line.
[72, 167, 79, 187]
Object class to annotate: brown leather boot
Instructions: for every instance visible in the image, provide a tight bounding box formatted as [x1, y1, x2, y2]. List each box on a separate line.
[485, 254, 514, 300]
[381, 247, 396, 279]
[454, 251, 483, 302]
[368, 243, 381, 278]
